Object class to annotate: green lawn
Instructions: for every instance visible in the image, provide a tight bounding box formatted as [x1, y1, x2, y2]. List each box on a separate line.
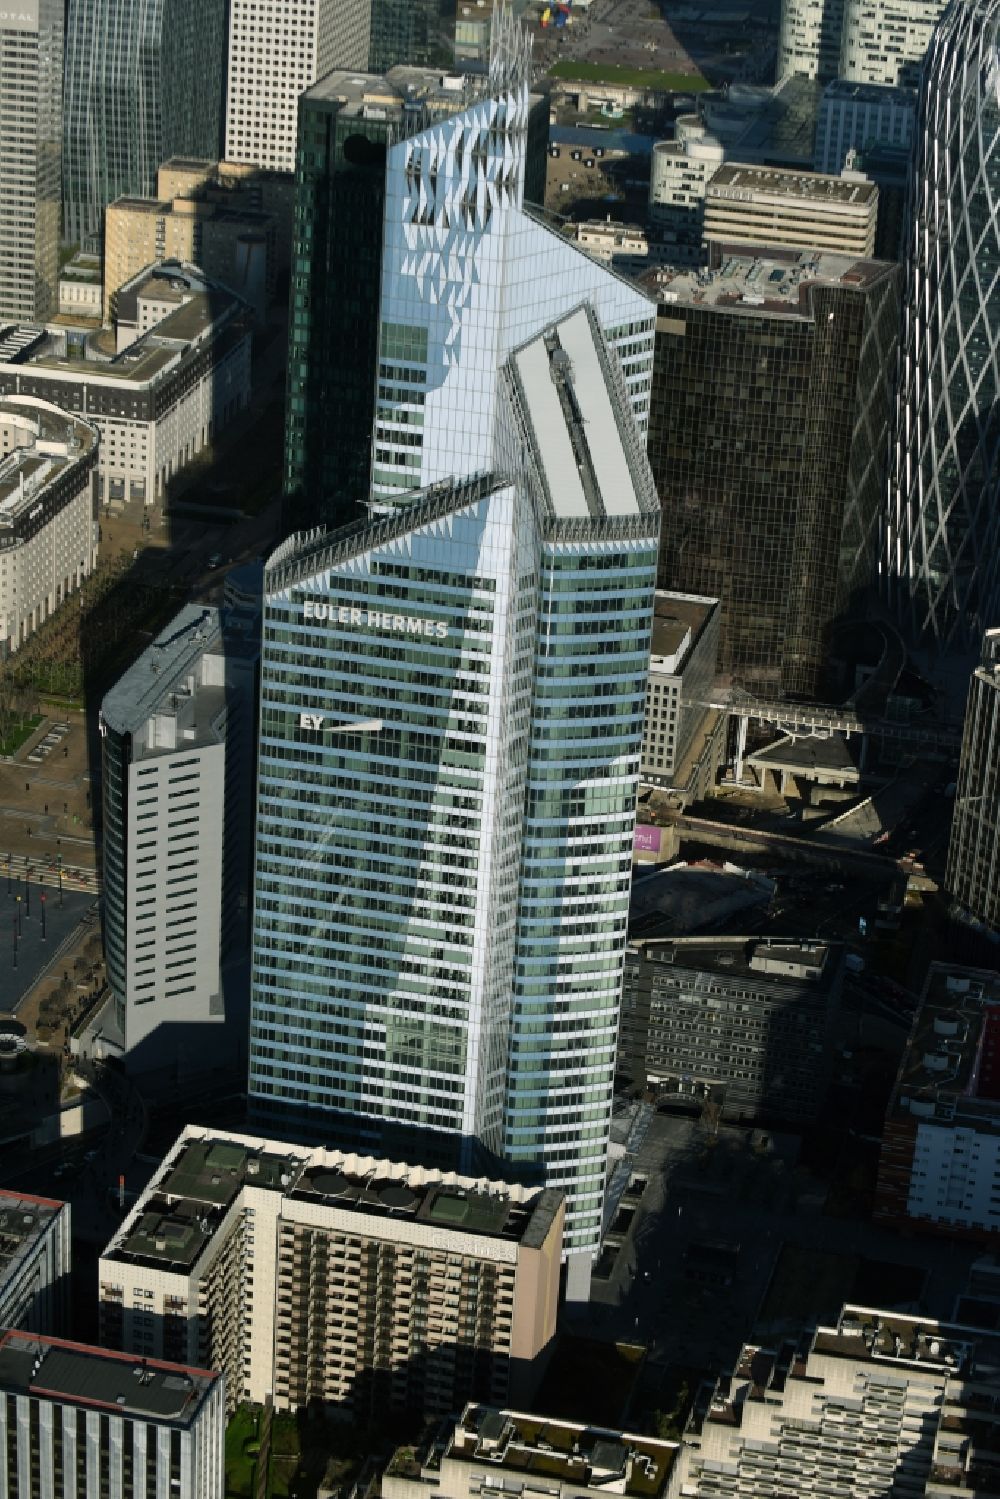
[0, 714, 42, 758]
[548, 59, 709, 91]
[225, 1406, 260, 1499]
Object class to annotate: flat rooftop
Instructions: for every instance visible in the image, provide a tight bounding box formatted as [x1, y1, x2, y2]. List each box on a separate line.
[0, 1191, 64, 1288]
[445, 1406, 678, 1499]
[101, 604, 223, 738]
[643, 249, 894, 316]
[306, 63, 471, 114]
[629, 935, 838, 990]
[821, 78, 917, 108]
[707, 162, 879, 207]
[811, 1304, 1000, 1380]
[0, 1330, 217, 1424]
[887, 965, 1000, 1130]
[651, 591, 716, 668]
[0, 403, 98, 520]
[103, 1128, 563, 1275]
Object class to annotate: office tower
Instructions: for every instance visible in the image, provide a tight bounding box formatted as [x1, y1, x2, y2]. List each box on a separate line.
[99, 1127, 563, 1421]
[370, 0, 448, 71]
[384, 1407, 678, 1499]
[0, 1192, 70, 1335]
[0, 0, 62, 323]
[253, 326, 656, 1304]
[886, 1, 1000, 648]
[0, 1329, 224, 1499]
[839, 0, 947, 87]
[876, 964, 1000, 1236]
[62, 0, 227, 250]
[0, 266, 252, 511]
[640, 593, 720, 788]
[647, 119, 726, 264]
[948, 632, 1000, 933]
[814, 79, 916, 176]
[647, 249, 901, 696]
[777, 0, 846, 81]
[620, 938, 842, 1123]
[681, 1304, 1000, 1499]
[225, 0, 370, 174]
[703, 163, 879, 259]
[100, 603, 259, 1076]
[285, 64, 552, 527]
[0, 398, 99, 658]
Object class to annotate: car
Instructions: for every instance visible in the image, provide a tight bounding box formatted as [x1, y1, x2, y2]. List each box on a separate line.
[206, 552, 223, 569]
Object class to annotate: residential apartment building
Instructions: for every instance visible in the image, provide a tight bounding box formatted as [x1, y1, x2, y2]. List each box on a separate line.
[815, 78, 916, 175]
[100, 601, 259, 1077]
[703, 163, 878, 259]
[0, 1328, 224, 1499]
[285, 62, 551, 526]
[98, 1127, 563, 1422]
[876, 964, 1000, 1239]
[225, 0, 371, 173]
[678, 1304, 1000, 1499]
[62, 0, 228, 249]
[641, 593, 719, 788]
[645, 250, 900, 697]
[0, 0, 62, 324]
[0, 265, 251, 511]
[647, 120, 726, 264]
[0, 1191, 70, 1335]
[383, 1405, 678, 1499]
[620, 937, 842, 1123]
[947, 630, 1000, 935]
[839, 0, 947, 87]
[0, 397, 99, 658]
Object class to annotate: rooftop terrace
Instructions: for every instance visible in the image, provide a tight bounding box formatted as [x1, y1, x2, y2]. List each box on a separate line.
[812, 1304, 1000, 1380]
[643, 249, 893, 316]
[0, 1330, 217, 1423]
[887, 965, 1000, 1129]
[707, 162, 879, 206]
[103, 1127, 562, 1274]
[0, 1192, 64, 1289]
[650, 591, 716, 667]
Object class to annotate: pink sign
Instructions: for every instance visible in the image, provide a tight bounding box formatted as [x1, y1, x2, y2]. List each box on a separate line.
[634, 824, 661, 853]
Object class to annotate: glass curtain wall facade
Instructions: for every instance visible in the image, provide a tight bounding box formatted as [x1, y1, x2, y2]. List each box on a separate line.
[0, 0, 62, 323]
[369, 0, 450, 71]
[946, 629, 1000, 932]
[885, 0, 1000, 649]
[649, 265, 901, 697]
[63, 0, 227, 249]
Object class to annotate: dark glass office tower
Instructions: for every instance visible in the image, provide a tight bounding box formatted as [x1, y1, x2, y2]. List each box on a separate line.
[648, 249, 901, 698]
[885, 0, 1000, 649]
[284, 65, 549, 531]
[369, 0, 452, 72]
[63, 0, 227, 249]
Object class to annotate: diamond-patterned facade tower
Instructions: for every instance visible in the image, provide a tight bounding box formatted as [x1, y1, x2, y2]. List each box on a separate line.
[885, 0, 1000, 648]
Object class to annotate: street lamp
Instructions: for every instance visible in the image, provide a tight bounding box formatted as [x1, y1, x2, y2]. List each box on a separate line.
[40, 891, 46, 942]
[57, 853, 63, 908]
[25, 867, 30, 918]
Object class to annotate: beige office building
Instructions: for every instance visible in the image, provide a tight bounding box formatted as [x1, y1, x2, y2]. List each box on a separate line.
[98, 1127, 564, 1423]
[704, 163, 878, 258]
[225, 0, 371, 172]
[0, 397, 98, 657]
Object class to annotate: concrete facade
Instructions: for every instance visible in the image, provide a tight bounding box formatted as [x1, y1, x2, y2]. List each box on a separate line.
[703, 162, 879, 258]
[0, 1191, 71, 1336]
[0, 397, 99, 658]
[641, 592, 720, 788]
[100, 601, 259, 1076]
[0, 265, 251, 510]
[0, 0, 62, 324]
[815, 78, 917, 176]
[98, 1127, 564, 1422]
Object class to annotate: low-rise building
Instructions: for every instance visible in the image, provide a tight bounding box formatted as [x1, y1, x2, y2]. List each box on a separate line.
[0, 397, 99, 658]
[384, 1405, 678, 1499]
[876, 964, 1000, 1239]
[703, 162, 879, 258]
[0, 1191, 71, 1335]
[679, 1304, 1000, 1499]
[641, 592, 720, 788]
[57, 251, 104, 323]
[0, 1328, 224, 1499]
[648, 119, 726, 262]
[814, 78, 917, 176]
[100, 600, 260, 1077]
[0, 264, 251, 511]
[620, 937, 842, 1122]
[99, 1127, 564, 1422]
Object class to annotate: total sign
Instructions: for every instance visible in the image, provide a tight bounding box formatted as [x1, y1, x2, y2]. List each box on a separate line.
[0, 3, 39, 30]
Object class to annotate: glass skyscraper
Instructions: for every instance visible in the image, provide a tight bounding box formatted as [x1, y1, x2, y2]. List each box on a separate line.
[253, 11, 659, 1297]
[63, 0, 228, 249]
[885, 0, 1000, 648]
